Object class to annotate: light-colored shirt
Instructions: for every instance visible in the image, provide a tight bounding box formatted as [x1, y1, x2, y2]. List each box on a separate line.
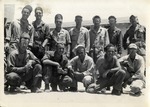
[69, 54, 94, 76]
[69, 27, 90, 53]
[50, 28, 71, 55]
[6, 19, 34, 46]
[89, 26, 110, 52]
[119, 54, 145, 81]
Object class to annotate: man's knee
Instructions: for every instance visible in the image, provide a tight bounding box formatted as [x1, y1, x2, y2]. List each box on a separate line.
[6, 72, 21, 86]
[117, 69, 126, 76]
[82, 76, 93, 88]
[34, 64, 42, 71]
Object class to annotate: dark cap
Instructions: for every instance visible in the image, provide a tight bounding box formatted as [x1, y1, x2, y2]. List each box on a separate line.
[108, 15, 116, 20]
[20, 32, 30, 39]
[22, 5, 33, 13]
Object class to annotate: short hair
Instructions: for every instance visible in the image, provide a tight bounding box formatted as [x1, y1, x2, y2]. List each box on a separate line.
[55, 14, 63, 20]
[92, 15, 101, 21]
[35, 7, 43, 13]
[129, 15, 136, 20]
[56, 43, 65, 49]
[75, 15, 82, 19]
[104, 44, 115, 52]
[108, 15, 116, 20]
[22, 5, 33, 13]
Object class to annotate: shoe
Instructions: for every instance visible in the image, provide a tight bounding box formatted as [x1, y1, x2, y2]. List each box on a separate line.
[44, 84, 50, 92]
[68, 87, 77, 92]
[129, 91, 142, 97]
[101, 88, 106, 93]
[111, 89, 121, 96]
[31, 87, 42, 93]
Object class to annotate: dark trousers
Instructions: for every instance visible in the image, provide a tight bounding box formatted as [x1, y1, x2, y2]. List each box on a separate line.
[43, 65, 73, 91]
[87, 70, 126, 93]
[6, 64, 42, 90]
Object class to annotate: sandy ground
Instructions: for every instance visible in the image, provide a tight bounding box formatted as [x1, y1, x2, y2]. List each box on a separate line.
[1, 81, 148, 107]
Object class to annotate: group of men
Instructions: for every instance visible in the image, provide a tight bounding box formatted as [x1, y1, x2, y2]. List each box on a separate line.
[4, 5, 146, 96]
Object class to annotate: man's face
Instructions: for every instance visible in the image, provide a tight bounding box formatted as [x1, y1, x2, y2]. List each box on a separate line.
[55, 18, 63, 28]
[130, 17, 138, 26]
[56, 46, 64, 55]
[109, 18, 116, 26]
[76, 48, 85, 59]
[128, 48, 137, 58]
[93, 18, 100, 27]
[75, 17, 82, 26]
[22, 8, 30, 20]
[35, 9, 43, 20]
[106, 47, 115, 58]
[20, 37, 30, 50]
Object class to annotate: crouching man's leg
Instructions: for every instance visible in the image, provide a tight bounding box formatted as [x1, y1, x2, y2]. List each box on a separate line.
[43, 65, 52, 92]
[5, 72, 22, 92]
[82, 75, 94, 90]
[129, 80, 145, 96]
[23, 64, 42, 93]
[111, 70, 126, 95]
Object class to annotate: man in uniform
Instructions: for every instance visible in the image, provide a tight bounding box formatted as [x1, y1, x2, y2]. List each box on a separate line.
[89, 15, 109, 63]
[119, 43, 145, 96]
[5, 32, 42, 93]
[31, 7, 50, 60]
[50, 14, 71, 58]
[5, 5, 34, 54]
[107, 16, 123, 58]
[69, 15, 90, 58]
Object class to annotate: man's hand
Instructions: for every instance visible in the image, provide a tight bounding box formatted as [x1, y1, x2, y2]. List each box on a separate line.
[39, 45, 45, 53]
[25, 61, 33, 73]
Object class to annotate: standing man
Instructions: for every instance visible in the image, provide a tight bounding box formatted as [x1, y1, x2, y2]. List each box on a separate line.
[119, 43, 145, 96]
[5, 32, 42, 93]
[50, 14, 71, 58]
[108, 16, 123, 58]
[5, 5, 34, 54]
[68, 45, 95, 91]
[31, 7, 50, 60]
[87, 44, 126, 95]
[69, 15, 90, 58]
[123, 15, 146, 50]
[42, 43, 72, 92]
[89, 15, 109, 63]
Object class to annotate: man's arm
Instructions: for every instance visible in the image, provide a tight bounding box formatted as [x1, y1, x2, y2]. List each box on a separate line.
[85, 30, 90, 53]
[66, 31, 71, 58]
[117, 30, 123, 55]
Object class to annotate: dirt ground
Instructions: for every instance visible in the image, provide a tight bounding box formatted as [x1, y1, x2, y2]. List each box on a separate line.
[1, 81, 149, 107]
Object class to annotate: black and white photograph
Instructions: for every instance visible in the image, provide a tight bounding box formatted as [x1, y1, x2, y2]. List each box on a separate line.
[1, 0, 150, 107]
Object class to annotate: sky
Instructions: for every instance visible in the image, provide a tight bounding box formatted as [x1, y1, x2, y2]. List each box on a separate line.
[3, 0, 149, 26]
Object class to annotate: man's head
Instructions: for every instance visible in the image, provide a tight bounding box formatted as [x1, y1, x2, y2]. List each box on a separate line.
[128, 43, 137, 58]
[56, 43, 65, 56]
[75, 15, 82, 27]
[19, 32, 30, 50]
[92, 15, 101, 27]
[35, 7, 43, 20]
[129, 15, 138, 26]
[21, 5, 32, 20]
[75, 45, 86, 60]
[55, 14, 63, 28]
[108, 16, 116, 27]
[104, 44, 116, 58]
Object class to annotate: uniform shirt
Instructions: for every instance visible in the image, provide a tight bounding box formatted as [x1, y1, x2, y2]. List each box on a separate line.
[119, 54, 145, 81]
[89, 26, 109, 52]
[32, 20, 50, 45]
[42, 51, 68, 69]
[50, 28, 71, 55]
[123, 24, 146, 49]
[96, 55, 119, 76]
[108, 27, 123, 54]
[69, 54, 94, 76]
[7, 48, 39, 73]
[69, 27, 90, 53]
[6, 19, 34, 46]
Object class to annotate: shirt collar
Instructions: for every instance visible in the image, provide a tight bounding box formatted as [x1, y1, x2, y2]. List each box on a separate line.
[74, 26, 84, 32]
[91, 26, 103, 33]
[32, 20, 45, 28]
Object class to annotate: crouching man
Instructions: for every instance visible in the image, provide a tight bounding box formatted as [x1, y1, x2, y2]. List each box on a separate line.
[87, 44, 126, 95]
[68, 45, 95, 91]
[5, 32, 42, 93]
[42, 43, 72, 92]
[119, 43, 145, 96]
